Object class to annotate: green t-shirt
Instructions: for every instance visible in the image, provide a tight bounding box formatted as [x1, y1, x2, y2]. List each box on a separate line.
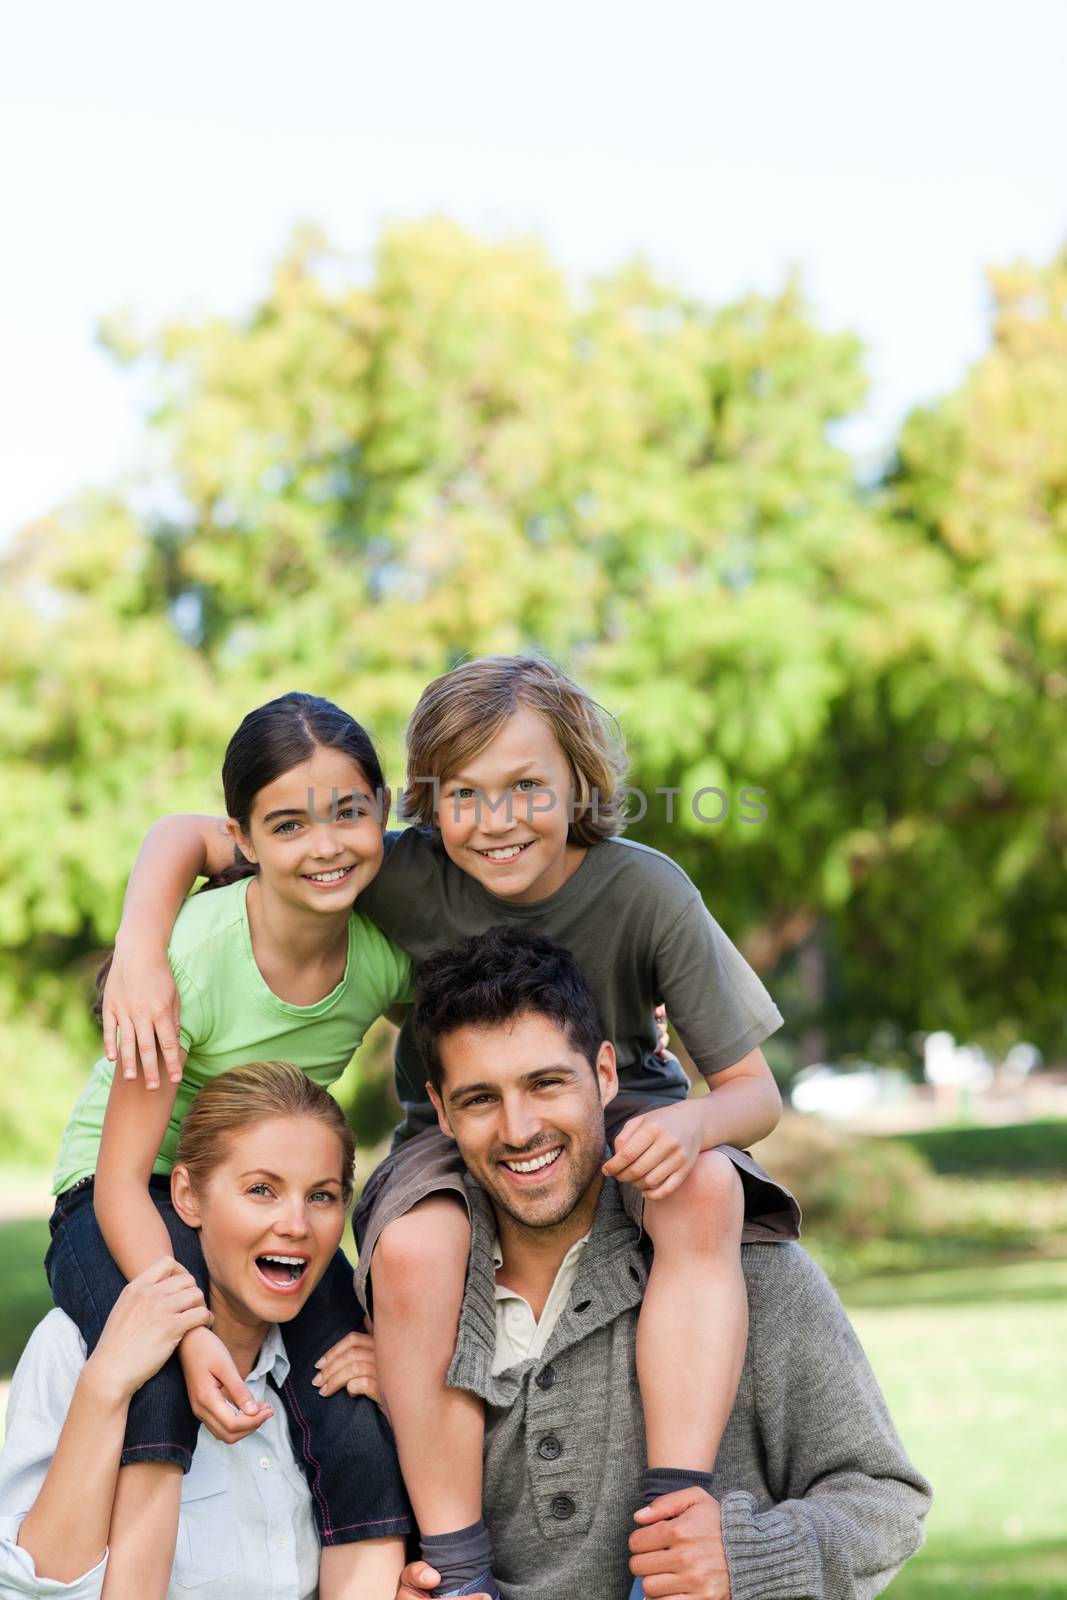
[53, 877, 414, 1194]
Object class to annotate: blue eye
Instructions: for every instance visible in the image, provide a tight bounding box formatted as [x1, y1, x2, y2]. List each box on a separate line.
[515, 779, 539, 792]
[310, 1189, 339, 1205]
[248, 1182, 273, 1196]
[275, 820, 301, 835]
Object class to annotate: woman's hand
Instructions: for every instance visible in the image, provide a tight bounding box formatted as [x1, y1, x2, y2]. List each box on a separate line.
[83, 1257, 212, 1406]
[603, 1100, 704, 1201]
[654, 1002, 671, 1061]
[180, 1325, 275, 1442]
[102, 938, 185, 1090]
[312, 1329, 383, 1405]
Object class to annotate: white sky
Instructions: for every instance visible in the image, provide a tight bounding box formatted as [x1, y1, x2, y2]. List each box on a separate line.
[2, 0, 1065, 537]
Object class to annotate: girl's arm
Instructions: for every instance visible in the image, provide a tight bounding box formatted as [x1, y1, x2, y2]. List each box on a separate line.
[104, 814, 232, 1088]
[95, 1070, 269, 1439]
[15, 1261, 209, 1585]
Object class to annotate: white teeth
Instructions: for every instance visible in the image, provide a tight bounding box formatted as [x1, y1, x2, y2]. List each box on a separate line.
[305, 868, 349, 882]
[261, 1255, 306, 1265]
[503, 1147, 562, 1174]
[480, 844, 529, 861]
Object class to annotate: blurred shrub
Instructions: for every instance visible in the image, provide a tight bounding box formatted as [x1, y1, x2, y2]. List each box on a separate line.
[753, 1114, 934, 1242]
[892, 1120, 1067, 1178]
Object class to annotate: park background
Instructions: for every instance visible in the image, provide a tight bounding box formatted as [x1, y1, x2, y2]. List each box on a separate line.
[1, 2, 1065, 1595]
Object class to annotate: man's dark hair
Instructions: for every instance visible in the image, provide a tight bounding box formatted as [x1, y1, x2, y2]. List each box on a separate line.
[414, 925, 606, 1095]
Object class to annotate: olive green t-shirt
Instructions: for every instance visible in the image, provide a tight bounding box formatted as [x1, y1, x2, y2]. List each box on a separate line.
[53, 877, 414, 1194]
[356, 830, 784, 1144]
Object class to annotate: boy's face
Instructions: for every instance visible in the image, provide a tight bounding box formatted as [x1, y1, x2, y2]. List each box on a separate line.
[435, 705, 584, 903]
[428, 1011, 618, 1233]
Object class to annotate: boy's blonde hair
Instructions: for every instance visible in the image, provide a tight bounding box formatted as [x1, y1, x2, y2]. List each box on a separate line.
[175, 1061, 356, 1206]
[401, 655, 629, 847]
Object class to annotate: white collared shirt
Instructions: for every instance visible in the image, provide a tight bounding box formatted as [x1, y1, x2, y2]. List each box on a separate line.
[491, 1233, 591, 1376]
[0, 1310, 319, 1599]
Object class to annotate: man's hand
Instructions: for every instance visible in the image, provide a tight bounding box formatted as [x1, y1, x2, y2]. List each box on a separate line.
[102, 941, 185, 1089]
[603, 1100, 704, 1201]
[313, 1329, 383, 1406]
[395, 1561, 492, 1599]
[179, 1325, 274, 1442]
[630, 1487, 730, 1600]
[83, 1258, 211, 1405]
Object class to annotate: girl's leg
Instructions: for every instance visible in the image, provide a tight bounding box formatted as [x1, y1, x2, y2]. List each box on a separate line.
[272, 1249, 411, 1599]
[636, 1150, 747, 1483]
[372, 1196, 495, 1596]
[45, 1183, 203, 1598]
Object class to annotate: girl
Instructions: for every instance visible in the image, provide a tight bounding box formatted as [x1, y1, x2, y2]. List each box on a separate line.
[47, 693, 413, 1600]
[102, 656, 799, 1600]
[2, 1062, 405, 1598]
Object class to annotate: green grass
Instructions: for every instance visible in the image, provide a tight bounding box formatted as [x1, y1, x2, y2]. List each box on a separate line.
[846, 1257, 1067, 1599]
[892, 1120, 1067, 1179]
[0, 1216, 52, 1377]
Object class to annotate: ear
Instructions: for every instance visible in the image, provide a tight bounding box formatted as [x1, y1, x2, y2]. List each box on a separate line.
[595, 1041, 619, 1110]
[225, 815, 257, 866]
[426, 1083, 455, 1143]
[170, 1164, 203, 1230]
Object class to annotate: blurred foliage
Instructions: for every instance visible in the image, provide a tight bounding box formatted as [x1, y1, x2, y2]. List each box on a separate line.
[893, 1120, 1067, 1178]
[2, 220, 1065, 1161]
[754, 1116, 1067, 1282]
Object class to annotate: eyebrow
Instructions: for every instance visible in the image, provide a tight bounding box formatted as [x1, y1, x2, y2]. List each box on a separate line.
[447, 1063, 578, 1105]
[238, 1169, 342, 1187]
[261, 788, 374, 824]
[446, 765, 544, 787]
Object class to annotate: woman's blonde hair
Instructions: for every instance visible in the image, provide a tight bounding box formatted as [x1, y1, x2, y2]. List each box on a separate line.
[401, 655, 629, 847]
[175, 1062, 356, 1206]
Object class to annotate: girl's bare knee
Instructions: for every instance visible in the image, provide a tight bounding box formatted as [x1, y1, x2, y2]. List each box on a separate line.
[644, 1151, 744, 1255]
[372, 1196, 471, 1312]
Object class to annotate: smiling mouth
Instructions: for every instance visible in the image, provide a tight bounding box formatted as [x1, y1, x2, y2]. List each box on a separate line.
[254, 1254, 310, 1292]
[499, 1145, 563, 1181]
[473, 841, 535, 863]
[301, 866, 355, 884]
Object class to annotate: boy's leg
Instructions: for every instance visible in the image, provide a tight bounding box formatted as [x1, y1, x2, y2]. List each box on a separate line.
[371, 1197, 496, 1597]
[46, 1183, 202, 1599]
[636, 1150, 747, 1482]
[271, 1248, 411, 1600]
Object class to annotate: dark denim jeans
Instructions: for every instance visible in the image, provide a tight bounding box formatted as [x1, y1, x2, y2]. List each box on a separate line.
[46, 1176, 411, 1546]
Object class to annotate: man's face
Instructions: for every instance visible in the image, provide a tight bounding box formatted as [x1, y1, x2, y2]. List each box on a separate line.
[429, 1011, 618, 1232]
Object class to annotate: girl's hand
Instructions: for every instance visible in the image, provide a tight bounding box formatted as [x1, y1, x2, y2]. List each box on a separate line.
[312, 1329, 383, 1406]
[603, 1101, 704, 1200]
[102, 940, 185, 1090]
[179, 1325, 274, 1443]
[84, 1258, 212, 1405]
[654, 1002, 671, 1061]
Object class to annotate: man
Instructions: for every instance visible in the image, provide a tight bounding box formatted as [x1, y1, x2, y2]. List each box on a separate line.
[396, 926, 931, 1600]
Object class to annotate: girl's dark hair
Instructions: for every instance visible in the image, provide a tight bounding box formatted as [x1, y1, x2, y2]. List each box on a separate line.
[413, 924, 606, 1095]
[94, 693, 384, 1020]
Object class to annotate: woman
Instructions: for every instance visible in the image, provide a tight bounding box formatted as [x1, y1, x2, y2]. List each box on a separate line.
[0, 1061, 408, 1598]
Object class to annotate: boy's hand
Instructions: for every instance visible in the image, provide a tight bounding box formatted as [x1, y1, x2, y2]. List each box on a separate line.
[312, 1329, 383, 1406]
[102, 941, 185, 1090]
[180, 1325, 274, 1442]
[395, 1563, 492, 1600]
[604, 1101, 703, 1201]
[84, 1258, 212, 1405]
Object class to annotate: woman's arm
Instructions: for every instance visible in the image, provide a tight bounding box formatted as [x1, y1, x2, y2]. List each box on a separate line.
[104, 814, 232, 1088]
[14, 1262, 209, 1586]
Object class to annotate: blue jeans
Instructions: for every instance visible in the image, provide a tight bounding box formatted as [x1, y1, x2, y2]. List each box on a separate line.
[46, 1176, 412, 1547]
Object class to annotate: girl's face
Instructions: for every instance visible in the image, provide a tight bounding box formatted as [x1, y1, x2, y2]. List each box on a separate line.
[436, 705, 586, 903]
[175, 1114, 347, 1329]
[230, 746, 387, 915]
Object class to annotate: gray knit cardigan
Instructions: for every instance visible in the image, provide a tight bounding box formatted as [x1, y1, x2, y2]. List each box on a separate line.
[447, 1175, 931, 1600]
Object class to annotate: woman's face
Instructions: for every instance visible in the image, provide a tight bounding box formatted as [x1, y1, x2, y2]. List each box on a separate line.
[178, 1115, 348, 1327]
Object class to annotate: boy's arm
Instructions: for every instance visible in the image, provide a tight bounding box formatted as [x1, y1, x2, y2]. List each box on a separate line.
[104, 813, 232, 1087]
